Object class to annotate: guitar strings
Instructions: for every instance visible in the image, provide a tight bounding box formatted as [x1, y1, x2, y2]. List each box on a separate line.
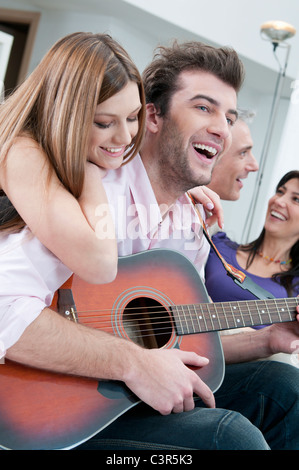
[75, 303, 298, 321]
[76, 309, 296, 325]
[73, 297, 299, 317]
[74, 310, 296, 334]
[66, 299, 298, 339]
[73, 312, 295, 343]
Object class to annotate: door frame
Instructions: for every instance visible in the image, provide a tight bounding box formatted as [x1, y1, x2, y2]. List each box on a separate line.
[0, 8, 40, 85]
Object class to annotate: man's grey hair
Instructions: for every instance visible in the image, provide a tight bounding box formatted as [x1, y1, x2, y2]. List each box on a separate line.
[237, 108, 256, 124]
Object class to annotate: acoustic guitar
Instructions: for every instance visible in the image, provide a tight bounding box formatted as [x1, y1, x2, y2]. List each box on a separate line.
[0, 249, 298, 450]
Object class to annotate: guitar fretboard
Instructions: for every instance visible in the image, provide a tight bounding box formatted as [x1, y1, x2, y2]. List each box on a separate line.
[172, 297, 299, 335]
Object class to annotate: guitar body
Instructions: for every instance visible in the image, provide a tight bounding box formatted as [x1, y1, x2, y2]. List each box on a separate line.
[0, 249, 224, 450]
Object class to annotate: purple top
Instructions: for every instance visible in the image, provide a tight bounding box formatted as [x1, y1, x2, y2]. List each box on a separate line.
[205, 232, 299, 329]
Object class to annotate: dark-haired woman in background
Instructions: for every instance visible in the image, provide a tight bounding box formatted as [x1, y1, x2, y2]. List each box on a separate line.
[205, 170, 299, 363]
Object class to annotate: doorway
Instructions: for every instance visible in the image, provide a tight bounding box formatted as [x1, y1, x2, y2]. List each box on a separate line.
[0, 8, 40, 97]
[0, 30, 14, 100]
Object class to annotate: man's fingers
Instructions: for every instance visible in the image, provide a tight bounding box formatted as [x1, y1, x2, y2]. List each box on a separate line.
[194, 380, 216, 408]
[179, 351, 216, 409]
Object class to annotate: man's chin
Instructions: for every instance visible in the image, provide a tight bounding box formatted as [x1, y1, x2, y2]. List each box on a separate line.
[230, 191, 241, 201]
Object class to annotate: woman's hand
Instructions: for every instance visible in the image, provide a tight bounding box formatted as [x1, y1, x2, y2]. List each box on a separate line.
[189, 186, 224, 229]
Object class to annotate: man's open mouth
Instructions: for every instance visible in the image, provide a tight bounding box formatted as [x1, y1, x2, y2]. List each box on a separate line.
[192, 143, 218, 158]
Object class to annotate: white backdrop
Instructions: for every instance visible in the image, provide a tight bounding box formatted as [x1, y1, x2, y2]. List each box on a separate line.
[0, 30, 14, 101]
[267, 71, 299, 196]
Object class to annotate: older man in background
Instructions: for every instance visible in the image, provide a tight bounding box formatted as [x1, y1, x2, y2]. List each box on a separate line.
[207, 109, 258, 201]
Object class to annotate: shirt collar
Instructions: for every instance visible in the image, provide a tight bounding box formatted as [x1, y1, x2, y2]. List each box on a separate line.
[126, 154, 163, 236]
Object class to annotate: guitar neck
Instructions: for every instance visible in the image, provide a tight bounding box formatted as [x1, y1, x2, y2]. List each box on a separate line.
[173, 297, 299, 336]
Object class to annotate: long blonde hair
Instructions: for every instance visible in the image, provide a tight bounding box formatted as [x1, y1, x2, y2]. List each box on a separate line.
[0, 32, 145, 231]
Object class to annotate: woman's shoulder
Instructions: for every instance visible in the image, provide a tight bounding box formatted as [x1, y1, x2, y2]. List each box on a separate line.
[211, 231, 239, 250]
[4, 136, 48, 180]
[8, 135, 41, 154]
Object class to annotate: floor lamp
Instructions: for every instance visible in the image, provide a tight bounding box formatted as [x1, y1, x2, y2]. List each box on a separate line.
[241, 20, 296, 243]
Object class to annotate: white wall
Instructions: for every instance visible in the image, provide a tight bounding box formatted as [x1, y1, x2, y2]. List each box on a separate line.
[124, 0, 299, 79]
[1, 0, 298, 243]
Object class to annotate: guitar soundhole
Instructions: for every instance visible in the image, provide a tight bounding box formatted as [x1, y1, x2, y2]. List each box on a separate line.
[123, 298, 172, 349]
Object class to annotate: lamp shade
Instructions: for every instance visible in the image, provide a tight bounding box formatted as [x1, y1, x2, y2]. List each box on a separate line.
[261, 20, 296, 42]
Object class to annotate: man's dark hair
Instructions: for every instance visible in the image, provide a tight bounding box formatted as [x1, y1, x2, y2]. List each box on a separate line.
[142, 41, 245, 116]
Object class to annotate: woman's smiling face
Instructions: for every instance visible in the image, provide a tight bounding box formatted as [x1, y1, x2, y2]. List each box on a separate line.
[265, 177, 299, 244]
[87, 81, 142, 170]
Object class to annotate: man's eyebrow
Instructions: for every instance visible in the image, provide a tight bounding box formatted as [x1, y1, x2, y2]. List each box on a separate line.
[189, 94, 238, 118]
[240, 145, 253, 152]
[229, 109, 238, 119]
[190, 94, 218, 105]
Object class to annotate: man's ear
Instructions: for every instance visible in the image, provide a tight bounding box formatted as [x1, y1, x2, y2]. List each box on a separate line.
[146, 103, 160, 134]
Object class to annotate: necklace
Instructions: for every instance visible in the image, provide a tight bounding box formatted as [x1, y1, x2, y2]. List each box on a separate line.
[257, 250, 292, 266]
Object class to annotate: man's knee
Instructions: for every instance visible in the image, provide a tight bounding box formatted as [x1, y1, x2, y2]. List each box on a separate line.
[215, 410, 270, 450]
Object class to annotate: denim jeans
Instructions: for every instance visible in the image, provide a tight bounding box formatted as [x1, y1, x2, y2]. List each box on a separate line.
[76, 361, 299, 450]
